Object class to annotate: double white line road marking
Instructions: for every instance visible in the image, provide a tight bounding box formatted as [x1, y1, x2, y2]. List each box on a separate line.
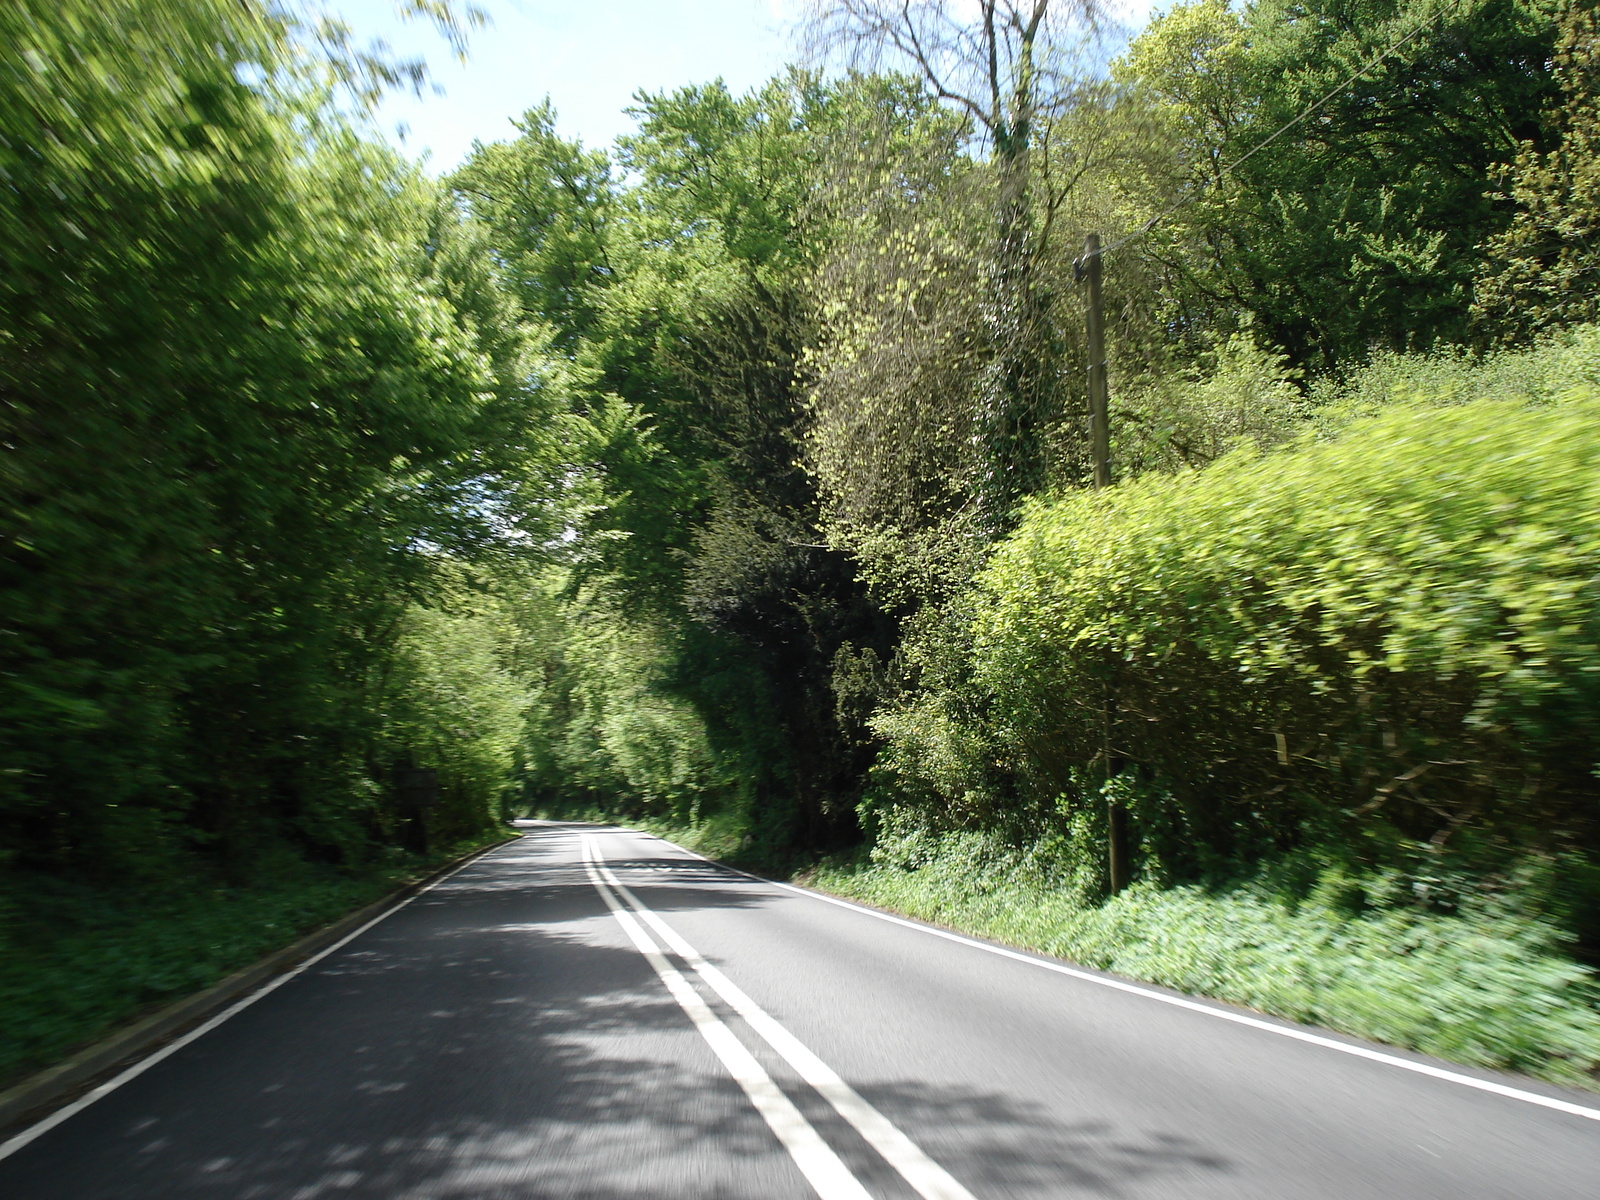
[579, 832, 976, 1200]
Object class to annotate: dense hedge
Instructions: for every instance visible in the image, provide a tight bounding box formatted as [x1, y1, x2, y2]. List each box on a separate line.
[974, 387, 1600, 880]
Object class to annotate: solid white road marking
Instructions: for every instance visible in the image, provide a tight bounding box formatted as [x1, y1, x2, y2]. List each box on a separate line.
[580, 837, 874, 1200]
[0, 841, 520, 1163]
[637, 830, 1600, 1125]
[589, 842, 978, 1200]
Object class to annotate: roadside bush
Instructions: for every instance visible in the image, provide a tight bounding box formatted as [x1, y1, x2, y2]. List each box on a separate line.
[1311, 323, 1600, 427]
[813, 824, 1600, 1085]
[972, 383, 1600, 889]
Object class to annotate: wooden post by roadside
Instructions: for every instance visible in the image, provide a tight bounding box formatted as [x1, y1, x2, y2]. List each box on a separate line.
[1078, 233, 1129, 892]
[1083, 232, 1112, 490]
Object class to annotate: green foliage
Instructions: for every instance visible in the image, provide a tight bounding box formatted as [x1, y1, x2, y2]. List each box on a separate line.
[812, 824, 1600, 1085]
[1, 0, 553, 883]
[618, 72, 827, 272]
[1120, 0, 1559, 370]
[803, 142, 997, 605]
[460, 75, 901, 854]
[1476, 0, 1600, 335]
[973, 360, 1600, 870]
[449, 101, 616, 347]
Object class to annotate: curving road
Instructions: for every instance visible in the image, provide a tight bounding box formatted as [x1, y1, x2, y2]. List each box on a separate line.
[2, 821, 1597, 1198]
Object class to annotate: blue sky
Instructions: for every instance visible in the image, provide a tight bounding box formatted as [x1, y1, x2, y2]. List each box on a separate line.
[336, 0, 800, 169]
[334, 1, 1156, 171]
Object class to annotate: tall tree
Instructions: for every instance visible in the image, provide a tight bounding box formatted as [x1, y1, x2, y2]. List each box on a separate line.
[449, 102, 616, 350]
[806, 1, 1093, 528]
[456, 77, 897, 851]
[1119, 0, 1559, 372]
[1, 0, 557, 877]
[1476, 0, 1600, 335]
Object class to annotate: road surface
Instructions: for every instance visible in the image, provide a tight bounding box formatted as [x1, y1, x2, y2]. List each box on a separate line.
[1, 821, 1596, 1198]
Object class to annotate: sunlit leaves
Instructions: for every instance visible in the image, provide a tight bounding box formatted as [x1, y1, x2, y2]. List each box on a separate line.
[0, 0, 560, 873]
[975, 363, 1600, 850]
[1476, 0, 1600, 336]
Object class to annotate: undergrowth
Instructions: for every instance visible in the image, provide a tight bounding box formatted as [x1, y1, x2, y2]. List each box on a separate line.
[538, 802, 1600, 1088]
[0, 831, 511, 1089]
[804, 823, 1600, 1089]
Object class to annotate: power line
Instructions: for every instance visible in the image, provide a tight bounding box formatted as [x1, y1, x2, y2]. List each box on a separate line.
[1096, 0, 1471, 259]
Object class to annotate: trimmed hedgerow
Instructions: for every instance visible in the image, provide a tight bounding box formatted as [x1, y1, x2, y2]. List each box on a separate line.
[974, 386, 1600, 873]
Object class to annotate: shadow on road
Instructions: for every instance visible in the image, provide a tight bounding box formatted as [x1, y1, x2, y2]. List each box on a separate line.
[0, 827, 1233, 1199]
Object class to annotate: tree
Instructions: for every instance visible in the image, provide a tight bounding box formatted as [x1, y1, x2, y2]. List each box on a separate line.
[802, 94, 996, 604]
[806, 1, 1097, 528]
[449, 102, 616, 350]
[1119, 0, 1560, 373]
[612, 76, 901, 849]
[801, 72, 1180, 614]
[456, 77, 896, 851]
[0, 0, 557, 878]
[1476, 0, 1600, 335]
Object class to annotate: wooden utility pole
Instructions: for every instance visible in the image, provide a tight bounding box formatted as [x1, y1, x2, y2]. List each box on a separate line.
[1078, 233, 1128, 892]
[1083, 232, 1112, 490]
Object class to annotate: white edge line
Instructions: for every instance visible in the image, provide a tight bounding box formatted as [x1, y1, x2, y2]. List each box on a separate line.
[0, 840, 518, 1163]
[578, 835, 874, 1200]
[617, 828, 1600, 1124]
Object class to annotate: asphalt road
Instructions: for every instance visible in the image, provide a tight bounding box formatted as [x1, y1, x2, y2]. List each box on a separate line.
[2, 821, 1598, 1199]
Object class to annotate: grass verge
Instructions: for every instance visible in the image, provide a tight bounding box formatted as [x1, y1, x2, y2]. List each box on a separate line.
[0, 831, 511, 1089]
[805, 828, 1600, 1091]
[533, 808, 1600, 1089]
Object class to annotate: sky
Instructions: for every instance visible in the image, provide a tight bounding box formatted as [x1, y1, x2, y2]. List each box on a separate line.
[335, 0, 802, 170]
[333, 0, 1157, 173]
